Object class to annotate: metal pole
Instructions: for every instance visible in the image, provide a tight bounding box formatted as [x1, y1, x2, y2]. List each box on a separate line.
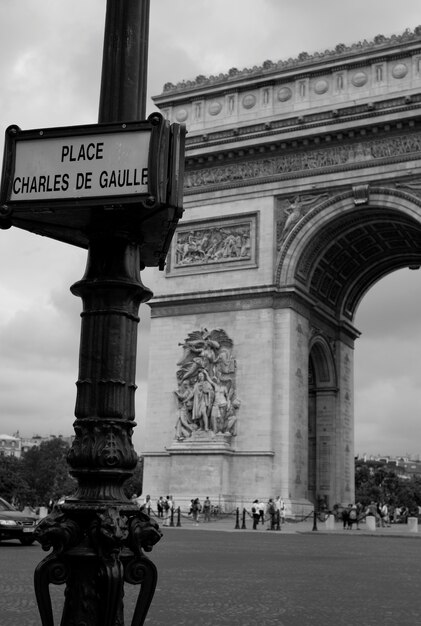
[99, 0, 150, 122]
[34, 3, 161, 625]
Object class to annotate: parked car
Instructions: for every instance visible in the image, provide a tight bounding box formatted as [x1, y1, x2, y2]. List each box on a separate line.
[0, 497, 38, 545]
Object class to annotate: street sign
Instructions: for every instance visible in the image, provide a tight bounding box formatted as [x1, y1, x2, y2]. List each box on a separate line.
[9, 129, 150, 202]
[0, 113, 186, 268]
[1, 113, 174, 209]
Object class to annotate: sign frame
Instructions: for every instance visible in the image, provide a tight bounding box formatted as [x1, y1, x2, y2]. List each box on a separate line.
[0, 112, 172, 213]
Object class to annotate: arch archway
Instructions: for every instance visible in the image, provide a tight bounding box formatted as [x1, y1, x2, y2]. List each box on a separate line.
[277, 188, 421, 323]
[308, 336, 338, 506]
[277, 187, 421, 508]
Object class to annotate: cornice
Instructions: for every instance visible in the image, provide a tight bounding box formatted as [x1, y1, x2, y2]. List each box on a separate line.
[148, 284, 314, 316]
[154, 27, 421, 100]
[185, 97, 421, 154]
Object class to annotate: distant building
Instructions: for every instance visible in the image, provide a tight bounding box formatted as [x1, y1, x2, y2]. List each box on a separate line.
[0, 433, 74, 458]
[396, 460, 421, 478]
[0, 434, 22, 458]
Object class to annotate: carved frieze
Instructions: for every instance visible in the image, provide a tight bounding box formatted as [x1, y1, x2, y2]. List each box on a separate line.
[167, 214, 257, 275]
[184, 132, 421, 192]
[173, 328, 240, 442]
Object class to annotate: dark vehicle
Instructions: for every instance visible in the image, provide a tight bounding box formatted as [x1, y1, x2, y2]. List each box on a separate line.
[0, 497, 38, 545]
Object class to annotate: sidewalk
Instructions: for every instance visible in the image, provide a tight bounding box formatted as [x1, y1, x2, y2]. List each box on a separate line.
[160, 512, 421, 537]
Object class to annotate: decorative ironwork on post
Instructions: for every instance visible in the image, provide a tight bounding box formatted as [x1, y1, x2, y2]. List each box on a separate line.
[0, 1, 185, 624]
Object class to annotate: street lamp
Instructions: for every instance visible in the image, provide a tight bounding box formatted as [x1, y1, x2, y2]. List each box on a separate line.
[0, 2, 184, 624]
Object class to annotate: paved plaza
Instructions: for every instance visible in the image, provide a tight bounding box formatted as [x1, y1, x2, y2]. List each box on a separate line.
[1, 517, 421, 625]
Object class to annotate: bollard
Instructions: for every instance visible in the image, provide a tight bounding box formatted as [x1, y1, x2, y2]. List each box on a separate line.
[312, 508, 318, 531]
[170, 507, 175, 527]
[407, 516, 418, 532]
[366, 515, 376, 531]
[235, 507, 240, 529]
[176, 506, 182, 527]
[241, 508, 247, 530]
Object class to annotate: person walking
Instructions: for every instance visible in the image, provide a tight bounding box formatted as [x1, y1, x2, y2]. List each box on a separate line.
[192, 497, 202, 524]
[251, 499, 260, 530]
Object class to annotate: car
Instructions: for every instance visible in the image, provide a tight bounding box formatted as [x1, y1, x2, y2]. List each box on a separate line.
[0, 497, 38, 545]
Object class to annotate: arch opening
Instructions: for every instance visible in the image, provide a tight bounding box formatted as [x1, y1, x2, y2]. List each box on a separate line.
[354, 268, 421, 458]
[308, 337, 337, 507]
[299, 206, 421, 321]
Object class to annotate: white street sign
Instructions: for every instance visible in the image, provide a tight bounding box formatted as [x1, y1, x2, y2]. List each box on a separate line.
[10, 130, 150, 201]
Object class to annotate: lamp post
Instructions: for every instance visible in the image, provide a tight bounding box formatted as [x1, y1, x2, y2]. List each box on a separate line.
[1, 1, 184, 624]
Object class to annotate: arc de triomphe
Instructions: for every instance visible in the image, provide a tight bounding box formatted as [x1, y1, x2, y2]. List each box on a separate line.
[140, 28, 421, 515]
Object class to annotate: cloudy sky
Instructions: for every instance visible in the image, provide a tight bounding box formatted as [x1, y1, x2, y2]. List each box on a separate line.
[0, 0, 421, 456]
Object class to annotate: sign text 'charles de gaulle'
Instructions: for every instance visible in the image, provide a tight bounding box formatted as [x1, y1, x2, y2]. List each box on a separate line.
[0, 114, 186, 267]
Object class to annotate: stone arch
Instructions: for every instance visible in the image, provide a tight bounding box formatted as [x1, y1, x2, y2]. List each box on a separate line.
[308, 333, 337, 389]
[308, 334, 338, 506]
[276, 187, 421, 322]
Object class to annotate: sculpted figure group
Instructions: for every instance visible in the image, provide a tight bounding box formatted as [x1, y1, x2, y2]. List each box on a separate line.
[174, 328, 240, 440]
[175, 225, 251, 267]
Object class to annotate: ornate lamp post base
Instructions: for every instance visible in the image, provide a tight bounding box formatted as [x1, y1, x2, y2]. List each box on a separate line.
[34, 223, 162, 625]
[35, 510, 160, 626]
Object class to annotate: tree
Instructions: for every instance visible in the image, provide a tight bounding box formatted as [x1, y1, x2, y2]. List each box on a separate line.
[0, 454, 30, 507]
[20, 438, 76, 507]
[355, 459, 421, 512]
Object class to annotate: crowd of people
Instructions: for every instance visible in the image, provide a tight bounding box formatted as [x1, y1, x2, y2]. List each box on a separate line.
[131, 494, 222, 526]
[250, 496, 286, 530]
[337, 501, 415, 529]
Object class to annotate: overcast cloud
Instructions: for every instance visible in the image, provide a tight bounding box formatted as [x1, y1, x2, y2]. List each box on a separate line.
[0, 1, 420, 456]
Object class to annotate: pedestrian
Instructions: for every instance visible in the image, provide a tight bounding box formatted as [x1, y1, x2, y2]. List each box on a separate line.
[251, 499, 260, 530]
[163, 495, 171, 526]
[258, 500, 265, 525]
[379, 502, 389, 527]
[342, 505, 350, 529]
[274, 495, 284, 528]
[140, 494, 151, 514]
[192, 497, 202, 524]
[365, 501, 380, 526]
[347, 504, 358, 530]
[267, 498, 277, 530]
[157, 496, 164, 518]
[203, 496, 212, 522]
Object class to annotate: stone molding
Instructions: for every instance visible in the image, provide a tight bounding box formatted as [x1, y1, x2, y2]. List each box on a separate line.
[184, 96, 420, 150]
[184, 131, 421, 194]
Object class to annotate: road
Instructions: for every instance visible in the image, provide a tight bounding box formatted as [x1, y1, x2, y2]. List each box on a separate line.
[1, 527, 421, 625]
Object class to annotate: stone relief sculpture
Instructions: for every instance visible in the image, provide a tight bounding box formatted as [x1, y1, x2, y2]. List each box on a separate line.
[174, 329, 240, 441]
[277, 194, 328, 248]
[174, 224, 251, 267]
